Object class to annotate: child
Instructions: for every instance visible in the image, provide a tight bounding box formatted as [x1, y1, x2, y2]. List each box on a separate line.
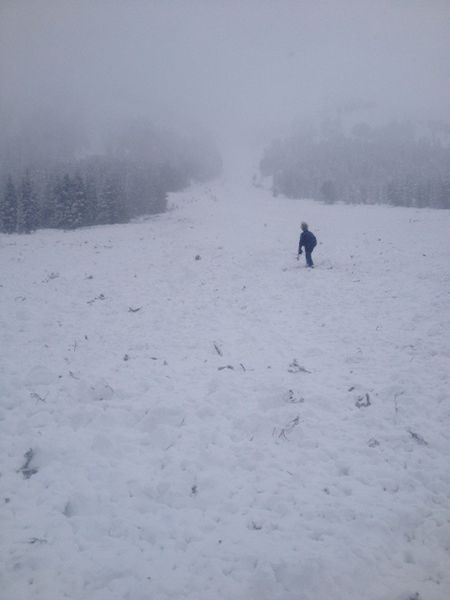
[297, 222, 317, 268]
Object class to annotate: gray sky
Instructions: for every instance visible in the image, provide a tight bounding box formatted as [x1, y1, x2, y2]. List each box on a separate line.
[1, 0, 449, 145]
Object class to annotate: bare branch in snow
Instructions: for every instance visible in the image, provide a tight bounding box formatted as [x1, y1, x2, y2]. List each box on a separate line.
[355, 393, 371, 408]
[407, 430, 428, 446]
[87, 293, 105, 305]
[288, 359, 310, 374]
[213, 342, 223, 356]
[42, 272, 59, 283]
[274, 416, 300, 441]
[30, 391, 47, 403]
[284, 389, 304, 403]
[18, 448, 38, 479]
[393, 391, 404, 422]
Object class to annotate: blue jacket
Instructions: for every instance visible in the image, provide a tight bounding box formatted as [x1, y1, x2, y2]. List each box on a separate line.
[298, 230, 317, 253]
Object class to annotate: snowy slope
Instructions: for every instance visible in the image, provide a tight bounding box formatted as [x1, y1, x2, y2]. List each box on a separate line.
[1, 162, 449, 600]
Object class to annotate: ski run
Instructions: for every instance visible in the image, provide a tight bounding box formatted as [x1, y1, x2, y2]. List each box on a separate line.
[1, 162, 449, 600]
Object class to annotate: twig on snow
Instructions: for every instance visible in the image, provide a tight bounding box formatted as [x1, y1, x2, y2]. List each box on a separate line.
[18, 449, 38, 479]
[30, 391, 47, 403]
[393, 391, 404, 422]
[87, 293, 105, 305]
[355, 393, 371, 408]
[407, 429, 428, 446]
[284, 389, 304, 404]
[288, 359, 310, 374]
[273, 416, 300, 441]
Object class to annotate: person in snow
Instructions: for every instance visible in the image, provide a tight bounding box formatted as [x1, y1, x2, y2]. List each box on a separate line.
[297, 222, 317, 268]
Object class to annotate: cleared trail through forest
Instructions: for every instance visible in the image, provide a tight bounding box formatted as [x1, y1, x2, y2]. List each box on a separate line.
[1, 166, 449, 600]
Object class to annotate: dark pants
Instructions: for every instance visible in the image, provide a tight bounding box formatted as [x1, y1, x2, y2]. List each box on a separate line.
[305, 249, 314, 267]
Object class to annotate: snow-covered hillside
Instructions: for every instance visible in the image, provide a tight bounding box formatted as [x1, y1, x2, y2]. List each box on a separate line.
[1, 165, 449, 600]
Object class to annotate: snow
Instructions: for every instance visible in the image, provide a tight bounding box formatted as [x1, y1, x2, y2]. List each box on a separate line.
[1, 158, 449, 600]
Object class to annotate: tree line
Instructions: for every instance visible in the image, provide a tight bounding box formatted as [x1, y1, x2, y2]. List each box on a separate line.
[0, 119, 222, 234]
[260, 120, 450, 209]
[1, 160, 173, 233]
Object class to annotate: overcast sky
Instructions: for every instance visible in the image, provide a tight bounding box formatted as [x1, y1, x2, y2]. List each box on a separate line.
[1, 0, 449, 144]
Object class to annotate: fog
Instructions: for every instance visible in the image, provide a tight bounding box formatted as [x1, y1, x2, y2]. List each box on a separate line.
[1, 0, 449, 151]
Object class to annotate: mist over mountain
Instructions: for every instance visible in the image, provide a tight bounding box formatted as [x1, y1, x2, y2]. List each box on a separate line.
[0, 1, 449, 232]
[1, 0, 448, 152]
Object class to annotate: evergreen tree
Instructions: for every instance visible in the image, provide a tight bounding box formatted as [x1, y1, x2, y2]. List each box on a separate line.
[429, 178, 445, 209]
[97, 179, 113, 225]
[70, 174, 88, 228]
[40, 175, 59, 228]
[438, 179, 450, 209]
[17, 172, 38, 233]
[98, 176, 126, 224]
[1, 176, 18, 233]
[385, 181, 400, 206]
[415, 181, 429, 208]
[260, 121, 450, 210]
[320, 179, 337, 204]
[401, 176, 415, 207]
[84, 175, 98, 225]
[54, 174, 75, 229]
